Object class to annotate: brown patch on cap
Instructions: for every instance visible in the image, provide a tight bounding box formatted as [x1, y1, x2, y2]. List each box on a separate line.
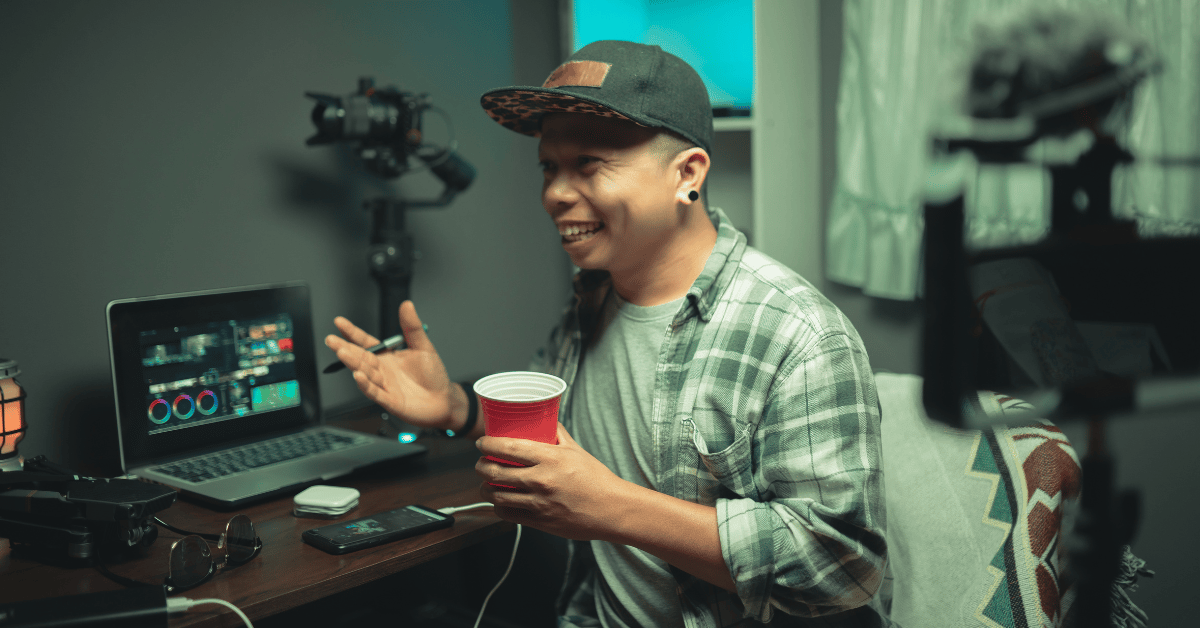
[543, 61, 611, 89]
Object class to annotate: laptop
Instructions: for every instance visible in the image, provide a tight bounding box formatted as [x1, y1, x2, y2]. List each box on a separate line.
[106, 281, 425, 509]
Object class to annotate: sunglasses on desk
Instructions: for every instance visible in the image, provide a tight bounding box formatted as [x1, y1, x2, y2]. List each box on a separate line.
[97, 514, 263, 593]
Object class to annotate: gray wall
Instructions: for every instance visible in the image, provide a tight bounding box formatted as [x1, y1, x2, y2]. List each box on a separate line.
[1, 0, 568, 475]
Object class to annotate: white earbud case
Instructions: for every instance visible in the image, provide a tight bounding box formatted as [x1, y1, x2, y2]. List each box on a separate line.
[293, 485, 360, 517]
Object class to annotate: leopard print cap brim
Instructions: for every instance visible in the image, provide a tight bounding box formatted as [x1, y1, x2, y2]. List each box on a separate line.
[480, 88, 649, 137]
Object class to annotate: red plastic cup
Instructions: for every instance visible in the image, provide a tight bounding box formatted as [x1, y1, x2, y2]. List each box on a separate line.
[474, 371, 566, 469]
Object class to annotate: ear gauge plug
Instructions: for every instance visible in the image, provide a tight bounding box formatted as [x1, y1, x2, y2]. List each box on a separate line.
[688, 190, 699, 202]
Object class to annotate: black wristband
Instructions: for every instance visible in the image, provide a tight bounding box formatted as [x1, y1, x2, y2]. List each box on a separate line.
[446, 381, 478, 438]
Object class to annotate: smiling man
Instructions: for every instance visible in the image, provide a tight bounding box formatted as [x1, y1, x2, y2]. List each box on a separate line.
[327, 41, 886, 627]
[537, 113, 715, 306]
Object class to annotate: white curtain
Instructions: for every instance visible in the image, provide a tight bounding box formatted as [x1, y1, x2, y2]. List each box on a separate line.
[1114, 0, 1200, 237]
[826, 0, 1200, 301]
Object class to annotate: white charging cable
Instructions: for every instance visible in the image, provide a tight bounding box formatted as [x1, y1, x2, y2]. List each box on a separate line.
[167, 597, 253, 627]
[436, 502, 523, 628]
[437, 502, 495, 515]
[475, 523, 522, 628]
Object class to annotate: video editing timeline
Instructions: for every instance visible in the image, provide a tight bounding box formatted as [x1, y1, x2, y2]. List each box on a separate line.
[140, 314, 300, 435]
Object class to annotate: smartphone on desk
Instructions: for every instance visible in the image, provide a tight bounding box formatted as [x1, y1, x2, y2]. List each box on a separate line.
[302, 504, 454, 555]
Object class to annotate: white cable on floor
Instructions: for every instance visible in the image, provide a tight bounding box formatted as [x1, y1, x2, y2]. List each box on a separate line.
[474, 523, 522, 628]
[435, 502, 522, 627]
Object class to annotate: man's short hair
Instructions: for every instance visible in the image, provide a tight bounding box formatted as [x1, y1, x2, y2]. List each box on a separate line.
[649, 129, 695, 164]
[650, 129, 708, 204]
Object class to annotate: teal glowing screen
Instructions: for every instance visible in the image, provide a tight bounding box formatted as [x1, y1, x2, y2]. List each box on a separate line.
[572, 0, 754, 110]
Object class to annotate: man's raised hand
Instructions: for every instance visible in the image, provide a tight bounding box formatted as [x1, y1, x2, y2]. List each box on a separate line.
[324, 300, 457, 431]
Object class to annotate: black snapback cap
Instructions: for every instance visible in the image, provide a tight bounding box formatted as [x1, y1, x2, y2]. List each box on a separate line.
[481, 40, 714, 154]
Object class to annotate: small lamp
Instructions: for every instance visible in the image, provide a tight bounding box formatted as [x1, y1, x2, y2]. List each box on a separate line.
[0, 358, 27, 472]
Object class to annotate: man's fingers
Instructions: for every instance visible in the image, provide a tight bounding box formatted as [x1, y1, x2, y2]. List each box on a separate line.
[331, 339, 375, 374]
[481, 483, 537, 514]
[398, 301, 434, 352]
[352, 369, 388, 405]
[555, 422, 574, 447]
[333, 316, 380, 348]
[493, 504, 538, 524]
[475, 436, 543, 467]
[326, 315, 383, 371]
[476, 458, 521, 489]
[476, 461, 539, 501]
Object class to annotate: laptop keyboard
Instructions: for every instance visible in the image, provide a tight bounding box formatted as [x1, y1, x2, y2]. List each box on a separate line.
[151, 430, 371, 484]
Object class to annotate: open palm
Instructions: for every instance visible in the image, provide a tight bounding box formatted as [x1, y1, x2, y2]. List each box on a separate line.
[325, 301, 455, 430]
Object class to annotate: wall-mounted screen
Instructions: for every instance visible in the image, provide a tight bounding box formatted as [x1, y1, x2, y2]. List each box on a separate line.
[569, 0, 754, 113]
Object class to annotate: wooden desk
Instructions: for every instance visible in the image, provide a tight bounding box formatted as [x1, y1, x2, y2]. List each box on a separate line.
[0, 413, 512, 627]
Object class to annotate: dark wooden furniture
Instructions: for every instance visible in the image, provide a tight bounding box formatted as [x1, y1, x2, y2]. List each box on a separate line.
[0, 408, 512, 627]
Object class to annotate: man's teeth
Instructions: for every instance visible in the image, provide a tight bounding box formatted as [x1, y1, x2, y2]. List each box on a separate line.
[559, 223, 603, 241]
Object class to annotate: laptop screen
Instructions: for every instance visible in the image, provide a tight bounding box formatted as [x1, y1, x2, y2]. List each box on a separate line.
[108, 282, 321, 470]
[139, 313, 300, 435]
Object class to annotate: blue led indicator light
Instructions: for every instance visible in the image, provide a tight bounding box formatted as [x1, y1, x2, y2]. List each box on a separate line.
[398, 432, 417, 444]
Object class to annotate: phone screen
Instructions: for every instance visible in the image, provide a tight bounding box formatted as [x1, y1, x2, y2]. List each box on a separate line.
[314, 505, 447, 544]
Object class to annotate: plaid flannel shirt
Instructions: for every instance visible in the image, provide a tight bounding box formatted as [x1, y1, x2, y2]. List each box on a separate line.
[534, 207, 887, 628]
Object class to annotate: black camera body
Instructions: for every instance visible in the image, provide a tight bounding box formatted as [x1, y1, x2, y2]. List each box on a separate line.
[306, 77, 431, 179]
[306, 77, 475, 190]
[0, 457, 177, 561]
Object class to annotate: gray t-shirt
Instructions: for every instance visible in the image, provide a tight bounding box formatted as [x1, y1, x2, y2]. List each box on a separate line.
[570, 291, 687, 628]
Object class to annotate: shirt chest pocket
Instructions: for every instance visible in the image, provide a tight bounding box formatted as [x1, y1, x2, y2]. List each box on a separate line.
[684, 416, 759, 503]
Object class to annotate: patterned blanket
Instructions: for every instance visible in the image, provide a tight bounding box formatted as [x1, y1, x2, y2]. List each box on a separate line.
[874, 373, 1150, 628]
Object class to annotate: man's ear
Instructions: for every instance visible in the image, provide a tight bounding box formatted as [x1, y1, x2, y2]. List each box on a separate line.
[674, 147, 710, 204]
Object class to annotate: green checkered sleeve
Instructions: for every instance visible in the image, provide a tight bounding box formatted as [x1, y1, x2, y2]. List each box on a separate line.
[716, 329, 885, 621]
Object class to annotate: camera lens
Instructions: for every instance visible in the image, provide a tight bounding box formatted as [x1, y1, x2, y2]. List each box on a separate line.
[304, 94, 348, 145]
